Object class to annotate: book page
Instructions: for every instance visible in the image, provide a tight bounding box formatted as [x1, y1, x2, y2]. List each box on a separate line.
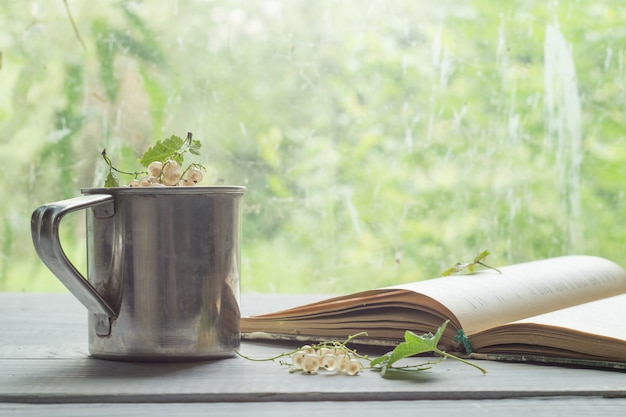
[468, 293, 626, 363]
[511, 293, 626, 340]
[390, 255, 626, 335]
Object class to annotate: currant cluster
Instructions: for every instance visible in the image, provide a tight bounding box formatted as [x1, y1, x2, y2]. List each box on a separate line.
[290, 344, 364, 375]
[102, 132, 207, 188]
[129, 160, 204, 187]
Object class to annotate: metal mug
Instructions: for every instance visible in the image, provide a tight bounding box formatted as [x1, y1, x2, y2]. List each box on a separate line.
[31, 186, 245, 361]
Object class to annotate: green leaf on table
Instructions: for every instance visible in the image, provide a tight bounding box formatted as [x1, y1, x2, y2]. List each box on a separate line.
[371, 321, 449, 377]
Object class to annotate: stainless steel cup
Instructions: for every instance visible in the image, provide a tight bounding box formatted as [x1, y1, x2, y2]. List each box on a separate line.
[31, 186, 245, 361]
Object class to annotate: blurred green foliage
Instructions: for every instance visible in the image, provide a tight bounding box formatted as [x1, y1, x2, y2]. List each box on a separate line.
[1, 0, 625, 293]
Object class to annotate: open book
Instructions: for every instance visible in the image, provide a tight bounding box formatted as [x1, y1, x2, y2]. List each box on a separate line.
[240, 255, 626, 369]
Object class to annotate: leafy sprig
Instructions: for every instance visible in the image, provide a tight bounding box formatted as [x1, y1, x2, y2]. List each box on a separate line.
[370, 320, 487, 376]
[101, 131, 205, 187]
[441, 250, 501, 276]
[236, 321, 486, 378]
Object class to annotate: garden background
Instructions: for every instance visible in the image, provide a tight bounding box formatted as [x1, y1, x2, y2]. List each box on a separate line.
[1, 0, 625, 293]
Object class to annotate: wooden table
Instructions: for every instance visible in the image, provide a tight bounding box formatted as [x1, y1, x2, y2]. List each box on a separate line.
[1, 293, 625, 416]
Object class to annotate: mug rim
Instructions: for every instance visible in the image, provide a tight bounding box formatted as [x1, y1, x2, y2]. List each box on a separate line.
[81, 186, 246, 195]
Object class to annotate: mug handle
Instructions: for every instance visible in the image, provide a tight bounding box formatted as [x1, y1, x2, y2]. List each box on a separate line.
[31, 194, 117, 335]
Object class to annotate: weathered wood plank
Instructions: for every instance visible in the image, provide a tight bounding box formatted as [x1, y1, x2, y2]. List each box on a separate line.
[2, 398, 626, 417]
[1, 293, 626, 406]
[2, 351, 626, 404]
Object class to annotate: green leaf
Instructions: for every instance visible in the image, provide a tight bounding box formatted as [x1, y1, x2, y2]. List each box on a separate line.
[474, 250, 491, 263]
[371, 321, 449, 376]
[104, 171, 119, 187]
[389, 322, 448, 367]
[368, 353, 388, 368]
[441, 250, 501, 276]
[138, 134, 184, 167]
[442, 262, 470, 276]
[189, 140, 202, 156]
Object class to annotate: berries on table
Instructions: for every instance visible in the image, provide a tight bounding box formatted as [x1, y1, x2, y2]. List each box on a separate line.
[321, 353, 338, 371]
[285, 342, 365, 376]
[292, 351, 308, 369]
[302, 354, 321, 374]
[346, 358, 363, 375]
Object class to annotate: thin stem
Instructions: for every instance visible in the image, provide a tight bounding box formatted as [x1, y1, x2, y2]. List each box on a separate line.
[341, 331, 369, 345]
[101, 149, 147, 178]
[327, 332, 371, 361]
[435, 348, 487, 374]
[234, 348, 299, 363]
[110, 165, 147, 177]
[476, 261, 502, 274]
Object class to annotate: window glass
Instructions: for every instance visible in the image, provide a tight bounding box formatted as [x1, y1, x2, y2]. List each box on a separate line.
[1, 1, 624, 292]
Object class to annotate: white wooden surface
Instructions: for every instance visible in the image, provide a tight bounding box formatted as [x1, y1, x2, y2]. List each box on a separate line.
[1, 293, 626, 416]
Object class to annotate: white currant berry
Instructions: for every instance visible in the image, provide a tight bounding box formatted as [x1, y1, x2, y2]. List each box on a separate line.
[161, 160, 181, 185]
[317, 347, 332, 358]
[138, 176, 153, 187]
[321, 354, 338, 371]
[128, 179, 140, 187]
[300, 345, 314, 354]
[180, 177, 195, 186]
[292, 351, 307, 369]
[186, 167, 204, 184]
[302, 353, 321, 374]
[346, 359, 362, 375]
[148, 161, 163, 177]
[337, 355, 350, 372]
